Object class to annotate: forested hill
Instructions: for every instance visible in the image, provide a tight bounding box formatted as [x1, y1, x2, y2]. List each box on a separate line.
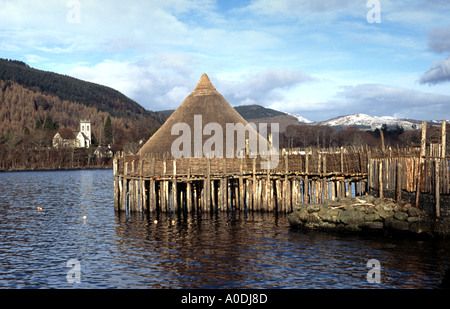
[0, 59, 165, 169]
[0, 58, 161, 121]
[234, 104, 285, 119]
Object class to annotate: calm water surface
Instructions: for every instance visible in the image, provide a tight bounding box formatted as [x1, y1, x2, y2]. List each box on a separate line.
[0, 169, 449, 289]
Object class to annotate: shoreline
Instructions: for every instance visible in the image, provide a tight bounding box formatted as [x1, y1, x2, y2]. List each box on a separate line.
[0, 165, 112, 173]
[287, 195, 450, 239]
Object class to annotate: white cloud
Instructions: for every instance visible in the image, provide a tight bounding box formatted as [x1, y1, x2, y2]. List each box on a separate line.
[214, 68, 314, 106]
[323, 83, 450, 120]
[245, 0, 366, 21]
[69, 58, 194, 111]
[419, 56, 450, 85]
[427, 26, 450, 53]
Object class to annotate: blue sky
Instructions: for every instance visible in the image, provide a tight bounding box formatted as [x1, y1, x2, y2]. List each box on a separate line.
[1, 0, 449, 122]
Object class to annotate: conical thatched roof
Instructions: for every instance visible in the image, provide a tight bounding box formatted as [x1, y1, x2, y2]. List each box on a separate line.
[139, 74, 262, 158]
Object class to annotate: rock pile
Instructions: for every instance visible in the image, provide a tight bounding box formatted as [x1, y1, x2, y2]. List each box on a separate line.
[287, 195, 450, 238]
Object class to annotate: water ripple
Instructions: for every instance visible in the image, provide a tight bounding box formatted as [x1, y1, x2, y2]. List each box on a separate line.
[1, 170, 449, 289]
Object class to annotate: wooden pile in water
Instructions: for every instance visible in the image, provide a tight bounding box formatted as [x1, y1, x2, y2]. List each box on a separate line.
[114, 147, 369, 214]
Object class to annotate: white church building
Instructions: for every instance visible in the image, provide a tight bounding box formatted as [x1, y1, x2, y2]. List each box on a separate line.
[53, 119, 91, 149]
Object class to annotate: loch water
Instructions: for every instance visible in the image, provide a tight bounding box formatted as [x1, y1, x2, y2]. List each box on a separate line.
[0, 169, 449, 289]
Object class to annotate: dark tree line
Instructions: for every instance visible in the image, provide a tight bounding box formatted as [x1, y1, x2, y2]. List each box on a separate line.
[281, 123, 449, 151]
[0, 114, 159, 171]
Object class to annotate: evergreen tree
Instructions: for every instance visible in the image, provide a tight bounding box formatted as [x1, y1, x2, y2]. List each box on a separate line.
[35, 119, 43, 130]
[103, 116, 113, 145]
[43, 116, 58, 131]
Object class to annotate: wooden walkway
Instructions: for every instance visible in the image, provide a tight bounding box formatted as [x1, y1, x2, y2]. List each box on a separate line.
[113, 147, 368, 213]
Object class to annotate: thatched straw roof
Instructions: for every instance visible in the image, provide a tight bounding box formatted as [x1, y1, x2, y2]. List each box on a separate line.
[139, 74, 262, 158]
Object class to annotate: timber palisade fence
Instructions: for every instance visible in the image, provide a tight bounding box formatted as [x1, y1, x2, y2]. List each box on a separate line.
[369, 121, 449, 217]
[114, 121, 449, 217]
[113, 146, 369, 214]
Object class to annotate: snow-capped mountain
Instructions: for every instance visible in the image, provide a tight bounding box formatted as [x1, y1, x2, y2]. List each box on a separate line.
[287, 113, 313, 124]
[314, 113, 420, 130]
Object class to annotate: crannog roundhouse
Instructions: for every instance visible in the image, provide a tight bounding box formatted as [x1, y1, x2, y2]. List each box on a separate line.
[138, 73, 264, 159]
[114, 73, 285, 214]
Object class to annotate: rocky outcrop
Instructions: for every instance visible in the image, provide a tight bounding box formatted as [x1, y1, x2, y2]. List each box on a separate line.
[287, 196, 450, 238]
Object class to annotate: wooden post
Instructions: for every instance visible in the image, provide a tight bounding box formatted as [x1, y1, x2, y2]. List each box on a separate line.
[211, 180, 217, 212]
[355, 180, 360, 197]
[283, 155, 289, 212]
[227, 179, 232, 212]
[379, 160, 384, 199]
[239, 158, 244, 211]
[266, 168, 270, 211]
[180, 186, 184, 214]
[256, 178, 261, 211]
[416, 121, 427, 207]
[130, 161, 135, 211]
[206, 158, 211, 212]
[113, 156, 119, 211]
[270, 177, 274, 212]
[222, 158, 228, 211]
[335, 181, 340, 199]
[367, 151, 372, 194]
[305, 153, 310, 203]
[247, 177, 252, 212]
[331, 180, 336, 201]
[172, 160, 178, 213]
[435, 158, 441, 217]
[139, 160, 144, 212]
[275, 179, 281, 211]
[396, 161, 402, 202]
[121, 162, 128, 212]
[193, 181, 198, 213]
[296, 178, 301, 206]
[159, 180, 164, 213]
[324, 180, 330, 201]
[187, 167, 192, 212]
[150, 157, 156, 212]
[421, 121, 427, 158]
[234, 179, 239, 211]
[161, 160, 166, 212]
[252, 158, 257, 211]
[442, 120, 447, 158]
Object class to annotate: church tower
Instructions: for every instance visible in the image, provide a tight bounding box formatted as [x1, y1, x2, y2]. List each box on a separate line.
[80, 119, 91, 145]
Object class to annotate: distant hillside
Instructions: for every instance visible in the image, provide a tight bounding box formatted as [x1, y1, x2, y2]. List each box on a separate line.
[0, 58, 163, 122]
[315, 113, 421, 130]
[0, 59, 165, 140]
[233, 104, 285, 119]
[159, 104, 303, 133]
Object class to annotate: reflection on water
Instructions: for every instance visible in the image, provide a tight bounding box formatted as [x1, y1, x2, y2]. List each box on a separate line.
[0, 169, 449, 289]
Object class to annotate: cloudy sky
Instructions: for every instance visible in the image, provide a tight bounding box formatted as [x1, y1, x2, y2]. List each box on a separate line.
[1, 0, 449, 122]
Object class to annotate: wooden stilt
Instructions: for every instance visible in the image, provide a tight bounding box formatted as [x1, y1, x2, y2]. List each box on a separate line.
[435, 158, 441, 217]
[113, 156, 120, 211]
[121, 162, 128, 212]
